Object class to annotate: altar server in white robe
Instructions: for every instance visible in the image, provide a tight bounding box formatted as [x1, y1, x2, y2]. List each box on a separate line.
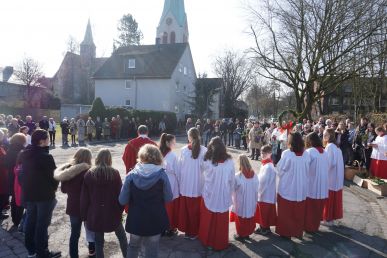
[199, 137, 235, 251]
[304, 132, 329, 232]
[323, 128, 344, 224]
[230, 154, 259, 241]
[177, 128, 207, 239]
[254, 144, 277, 235]
[370, 126, 387, 179]
[276, 132, 310, 238]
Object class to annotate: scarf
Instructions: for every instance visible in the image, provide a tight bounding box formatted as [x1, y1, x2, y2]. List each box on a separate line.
[261, 158, 273, 166]
[242, 168, 255, 179]
[315, 147, 324, 154]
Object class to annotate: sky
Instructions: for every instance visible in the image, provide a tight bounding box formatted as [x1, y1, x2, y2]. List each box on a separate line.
[0, 0, 255, 77]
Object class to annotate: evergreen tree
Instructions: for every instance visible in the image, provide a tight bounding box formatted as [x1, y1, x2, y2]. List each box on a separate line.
[89, 97, 107, 119]
[114, 14, 143, 47]
[187, 73, 220, 118]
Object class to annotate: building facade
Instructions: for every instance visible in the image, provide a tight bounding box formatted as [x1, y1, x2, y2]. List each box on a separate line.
[94, 0, 197, 119]
[51, 20, 107, 104]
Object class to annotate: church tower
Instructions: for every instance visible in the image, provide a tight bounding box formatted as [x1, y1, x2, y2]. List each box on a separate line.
[156, 0, 189, 44]
[80, 19, 96, 67]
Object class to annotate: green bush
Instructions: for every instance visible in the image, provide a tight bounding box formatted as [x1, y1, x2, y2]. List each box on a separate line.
[105, 108, 178, 133]
[89, 98, 107, 119]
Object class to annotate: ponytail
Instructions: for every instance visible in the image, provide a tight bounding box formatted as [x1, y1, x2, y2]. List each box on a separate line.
[159, 133, 175, 157]
[188, 128, 201, 159]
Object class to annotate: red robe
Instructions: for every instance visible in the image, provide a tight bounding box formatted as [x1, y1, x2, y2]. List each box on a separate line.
[122, 136, 157, 173]
[0, 146, 8, 195]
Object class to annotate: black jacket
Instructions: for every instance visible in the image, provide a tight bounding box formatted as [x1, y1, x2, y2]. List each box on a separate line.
[20, 145, 58, 202]
[4, 143, 24, 194]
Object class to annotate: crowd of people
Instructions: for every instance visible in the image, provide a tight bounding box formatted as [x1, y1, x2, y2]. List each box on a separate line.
[0, 114, 169, 147]
[0, 113, 386, 258]
[186, 116, 387, 178]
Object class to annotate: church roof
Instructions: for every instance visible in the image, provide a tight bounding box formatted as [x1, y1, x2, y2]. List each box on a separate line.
[81, 19, 95, 46]
[160, 0, 187, 27]
[93, 43, 189, 80]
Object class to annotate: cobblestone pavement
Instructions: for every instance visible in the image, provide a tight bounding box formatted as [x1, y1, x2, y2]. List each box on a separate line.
[1, 139, 387, 258]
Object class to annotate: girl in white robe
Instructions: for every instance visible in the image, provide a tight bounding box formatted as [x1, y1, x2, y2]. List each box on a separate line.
[276, 132, 310, 238]
[177, 128, 207, 239]
[198, 137, 235, 251]
[230, 154, 259, 241]
[159, 133, 179, 236]
[304, 132, 329, 232]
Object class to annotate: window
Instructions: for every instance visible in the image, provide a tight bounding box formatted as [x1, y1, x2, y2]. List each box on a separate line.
[125, 100, 131, 106]
[128, 59, 136, 69]
[343, 97, 352, 105]
[184, 66, 187, 75]
[179, 64, 183, 73]
[330, 96, 340, 105]
[174, 105, 179, 113]
[343, 84, 353, 93]
[170, 31, 176, 44]
[125, 80, 132, 89]
[162, 32, 168, 44]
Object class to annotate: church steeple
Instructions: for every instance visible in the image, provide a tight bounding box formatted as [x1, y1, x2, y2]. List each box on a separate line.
[156, 0, 189, 44]
[80, 19, 96, 60]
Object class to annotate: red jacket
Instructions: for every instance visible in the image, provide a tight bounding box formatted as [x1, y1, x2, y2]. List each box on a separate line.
[0, 146, 8, 195]
[122, 136, 156, 173]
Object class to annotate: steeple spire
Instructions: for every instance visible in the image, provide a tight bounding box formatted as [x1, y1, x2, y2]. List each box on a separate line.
[157, 0, 189, 44]
[81, 19, 95, 46]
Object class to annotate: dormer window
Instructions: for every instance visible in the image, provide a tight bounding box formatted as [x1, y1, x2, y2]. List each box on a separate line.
[128, 59, 136, 69]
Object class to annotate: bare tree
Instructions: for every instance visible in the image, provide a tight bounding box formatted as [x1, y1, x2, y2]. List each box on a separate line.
[14, 57, 43, 100]
[214, 50, 254, 117]
[66, 35, 80, 54]
[248, 0, 387, 119]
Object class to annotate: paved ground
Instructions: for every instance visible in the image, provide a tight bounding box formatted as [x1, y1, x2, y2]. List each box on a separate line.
[1, 138, 387, 258]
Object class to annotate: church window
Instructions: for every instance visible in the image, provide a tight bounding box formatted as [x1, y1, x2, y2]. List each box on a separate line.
[128, 59, 136, 69]
[125, 100, 131, 106]
[184, 66, 188, 75]
[162, 32, 168, 44]
[125, 80, 132, 89]
[170, 31, 176, 44]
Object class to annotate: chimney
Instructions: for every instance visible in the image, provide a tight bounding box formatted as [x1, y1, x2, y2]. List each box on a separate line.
[2, 66, 13, 82]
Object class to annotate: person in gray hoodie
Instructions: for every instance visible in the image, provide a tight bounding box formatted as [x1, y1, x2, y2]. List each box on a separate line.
[119, 144, 172, 258]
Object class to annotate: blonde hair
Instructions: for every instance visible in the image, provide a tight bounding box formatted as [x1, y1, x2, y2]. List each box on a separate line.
[10, 133, 27, 146]
[138, 144, 163, 165]
[91, 149, 115, 180]
[71, 147, 92, 165]
[238, 154, 252, 172]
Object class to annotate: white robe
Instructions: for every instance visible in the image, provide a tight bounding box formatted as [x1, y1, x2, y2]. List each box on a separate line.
[163, 151, 179, 200]
[371, 135, 387, 161]
[305, 148, 329, 199]
[325, 143, 344, 191]
[177, 145, 207, 197]
[276, 150, 310, 202]
[258, 163, 277, 204]
[202, 159, 235, 213]
[232, 172, 259, 218]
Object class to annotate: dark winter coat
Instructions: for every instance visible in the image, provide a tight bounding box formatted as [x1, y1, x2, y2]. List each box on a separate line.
[39, 120, 49, 131]
[119, 163, 172, 236]
[19, 145, 58, 202]
[54, 163, 90, 218]
[4, 143, 24, 195]
[80, 168, 123, 233]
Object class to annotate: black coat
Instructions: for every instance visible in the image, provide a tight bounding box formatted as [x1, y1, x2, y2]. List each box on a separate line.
[19, 145, 58, 202]
[4, 143, 24, 195]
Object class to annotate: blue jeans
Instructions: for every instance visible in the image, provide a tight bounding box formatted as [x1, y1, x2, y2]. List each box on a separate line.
[25, 199, 57, 257]
[95, 224, 127, 258]
[127, 234, 160, 258]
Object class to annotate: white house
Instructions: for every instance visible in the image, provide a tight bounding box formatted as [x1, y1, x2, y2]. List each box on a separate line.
[93, 0, 197, 119]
